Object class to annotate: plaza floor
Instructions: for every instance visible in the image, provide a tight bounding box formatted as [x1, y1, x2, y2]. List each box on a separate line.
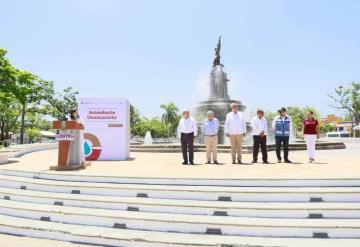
[0, 142, 359, 247]
[2, 142, 359, 179]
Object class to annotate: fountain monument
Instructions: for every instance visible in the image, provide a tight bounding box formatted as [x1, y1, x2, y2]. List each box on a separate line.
[193, 36, 246, 144]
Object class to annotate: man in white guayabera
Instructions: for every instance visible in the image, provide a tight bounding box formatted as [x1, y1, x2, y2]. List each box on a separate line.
[177, 109, 198, 165]
[225, 103, 246, 164]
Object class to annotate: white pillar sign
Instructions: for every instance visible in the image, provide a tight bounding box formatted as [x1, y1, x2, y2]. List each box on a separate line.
[77, 97, 130, 160]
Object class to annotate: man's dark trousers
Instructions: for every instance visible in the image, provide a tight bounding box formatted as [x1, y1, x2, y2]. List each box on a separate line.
[181, 132, 194, 163]
[253, 135, 268, 162]
[275, 135, 289, 160]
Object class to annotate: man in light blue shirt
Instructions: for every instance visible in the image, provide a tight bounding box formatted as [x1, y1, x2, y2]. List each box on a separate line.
[202, 111, 219, 164]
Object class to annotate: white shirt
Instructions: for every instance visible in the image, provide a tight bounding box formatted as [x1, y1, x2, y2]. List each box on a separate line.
[177, 117, 198, 138]
[251, 116, 268, 136]
[225, 111, 246, 135]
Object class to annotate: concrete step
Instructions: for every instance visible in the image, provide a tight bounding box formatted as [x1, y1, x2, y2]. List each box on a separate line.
[1, 187, 360, 219]
[0, 233, 89, 247]
[0, 199, 359, 238]
[0, 174, 359, 202]
[1, 214, 360, 247]
[3, 169, 360, 187]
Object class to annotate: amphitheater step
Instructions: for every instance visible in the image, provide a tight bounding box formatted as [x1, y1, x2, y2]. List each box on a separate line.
[0, 199, 359, 238]
[0, 174, 359, 202]
[0, 233, 89, 247]
[3, 169, 360, 187]
[0, 214, 360, 247]
[0, 187, 359, 219]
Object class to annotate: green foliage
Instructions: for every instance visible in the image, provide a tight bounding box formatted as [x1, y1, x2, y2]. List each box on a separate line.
[160, 102, 180, 137]
[10, 70, 54, 143]
[130, 105, 141, 136]
[26, 127, 41, 143]
[26, 112, 52, 131]
[0, 49, 17, 91]
[131, 102, 181, 138]
[0, 92, 21, 141]
[148, 117, 168, 138]
[46, 87, 79, 120]
[0, 48, 79, 144]
[329, 82, 360, 125]
[319, 123, 335, 134]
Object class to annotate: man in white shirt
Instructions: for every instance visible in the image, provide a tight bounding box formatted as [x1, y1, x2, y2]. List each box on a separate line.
[225, 103, 247, 164]
[177, 109, 198, 165]
[251, 109, 268, 164]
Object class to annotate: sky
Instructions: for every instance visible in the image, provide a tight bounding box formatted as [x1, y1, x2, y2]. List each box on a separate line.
[1, 0, 359, 119]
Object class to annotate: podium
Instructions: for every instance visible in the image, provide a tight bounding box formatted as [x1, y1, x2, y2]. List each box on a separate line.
[51, 120, 89, 171]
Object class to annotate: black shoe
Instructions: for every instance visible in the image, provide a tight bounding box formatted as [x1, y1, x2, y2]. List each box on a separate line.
[205, 161, 211, 164]
[232, 160, 236, 164]
[284, 159, 292, 163]
[182, 162, 188, 165]
[277, 159, 282, 163]
[237, 160, 242, 164]
[214, 160, 219, 165]
[251, 160, 257, 164]
[263, 161, 270, 164]
[190, 162, 195, 165]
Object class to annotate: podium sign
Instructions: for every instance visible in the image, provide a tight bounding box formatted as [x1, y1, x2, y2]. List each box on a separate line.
[77, 97, 130, 160]
[55, 132, 76, 141]
[52, 120, 84, 170]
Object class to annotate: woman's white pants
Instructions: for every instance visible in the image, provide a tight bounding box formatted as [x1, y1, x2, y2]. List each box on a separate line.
[304, 134, 317, 159]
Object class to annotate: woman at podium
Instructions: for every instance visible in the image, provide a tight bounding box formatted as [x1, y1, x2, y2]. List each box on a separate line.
[69, 110, 85, 166]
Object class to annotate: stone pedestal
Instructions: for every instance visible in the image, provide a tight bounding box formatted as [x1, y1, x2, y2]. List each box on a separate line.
[192, 66, 246, 144]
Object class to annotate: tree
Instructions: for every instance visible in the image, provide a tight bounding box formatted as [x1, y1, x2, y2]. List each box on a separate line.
[329, 82, 360, 126]
[46, 86, 79, 120]
[319, 123, 335, 134]
[26, 127, 41, 143]
[130, 105, 141, 136]
[160, 102, 180, 138]
[0, 92, 21, 142]
[26, 112, 52, 131]
[10, 70, 54, 144]
[0, 49, 17, 91]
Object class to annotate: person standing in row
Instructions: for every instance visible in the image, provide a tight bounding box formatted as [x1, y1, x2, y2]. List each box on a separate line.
[302, 111, 320, 163]
[203, 111, 219, 164]
[177, 109, 198, 165]
[251, 109, 268, 164]
[272, 107, 292, 163]
[225, 103, 246, 164]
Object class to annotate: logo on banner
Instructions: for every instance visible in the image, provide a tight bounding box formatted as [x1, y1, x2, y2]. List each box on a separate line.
[84, 133, 102, 160]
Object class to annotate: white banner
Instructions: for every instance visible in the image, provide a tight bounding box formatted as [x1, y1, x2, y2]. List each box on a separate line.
[77, 97, 130, 160]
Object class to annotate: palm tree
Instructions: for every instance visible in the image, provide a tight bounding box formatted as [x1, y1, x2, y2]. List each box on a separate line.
[160, 103, 180, 138]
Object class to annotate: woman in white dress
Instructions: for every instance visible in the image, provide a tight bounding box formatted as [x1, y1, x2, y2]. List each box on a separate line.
[69, 110, 85, 166]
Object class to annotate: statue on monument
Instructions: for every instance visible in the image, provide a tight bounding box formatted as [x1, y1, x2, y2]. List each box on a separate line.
[193, 35, 246, 144]
[213, 36, 224, 68]
[210, 36, 229, 99]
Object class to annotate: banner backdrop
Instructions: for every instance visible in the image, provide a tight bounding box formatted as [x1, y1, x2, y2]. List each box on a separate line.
[77, 97, 130, 160]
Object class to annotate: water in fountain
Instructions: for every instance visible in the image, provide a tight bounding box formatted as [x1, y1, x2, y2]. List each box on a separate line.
[143, 131, 153, 145]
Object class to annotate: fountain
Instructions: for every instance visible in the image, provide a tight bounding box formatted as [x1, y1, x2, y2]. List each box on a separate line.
[143, 131, 153, 145]
[193, 36, 246, 144]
